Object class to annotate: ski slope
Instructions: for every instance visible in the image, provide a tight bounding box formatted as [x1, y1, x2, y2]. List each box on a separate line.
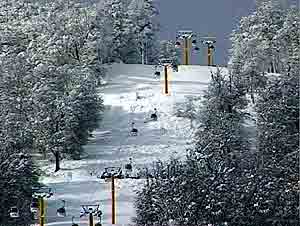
[39, 64, 225, 226]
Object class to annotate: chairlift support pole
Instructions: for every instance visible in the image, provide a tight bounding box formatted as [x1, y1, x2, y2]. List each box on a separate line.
[111, 176, 116, 224]
[183, 37, 189, 65]
[176, 31, 195, 65]
[164, 65, 169, 94]
[208, 47, 211, 66]
[89, 212, 94, 226]
[32, 187, 53, 226]
[201, 38, 216, 66]
[39, 197, 45, 226]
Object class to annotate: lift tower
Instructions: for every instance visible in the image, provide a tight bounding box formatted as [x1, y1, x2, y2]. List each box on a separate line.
[175, 30, 197, 65]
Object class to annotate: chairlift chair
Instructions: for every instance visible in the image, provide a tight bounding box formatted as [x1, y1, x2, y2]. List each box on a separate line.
[171, 64, 178, 72]
[72, 216, 79, 226]
[130, 122, 138, 136]
[100, 167, 123, 179]
[57, 200, 66, 217]
[175, 41, 181, 47]
[9, 206, 19, 218]
[154, 71, 160, 77]
[80, 207, 88, 218]
[150, 113, 158, 121]
[159, 58, 172, 65]
[96, 210, 102, 218]
[124, 163, 133, 178]
[32, 186, 53, 198]
[130, 129, 138, 136]
[30, 198, 39, 213]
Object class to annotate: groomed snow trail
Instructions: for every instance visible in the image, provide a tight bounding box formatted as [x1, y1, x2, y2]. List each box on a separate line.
[39, 64, 222, 226]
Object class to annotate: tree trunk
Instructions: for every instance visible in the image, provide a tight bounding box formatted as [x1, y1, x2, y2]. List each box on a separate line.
[54, 151, 60, 172]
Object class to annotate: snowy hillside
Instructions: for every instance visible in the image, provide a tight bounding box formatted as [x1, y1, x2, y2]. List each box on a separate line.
[39, 64, 224, 226]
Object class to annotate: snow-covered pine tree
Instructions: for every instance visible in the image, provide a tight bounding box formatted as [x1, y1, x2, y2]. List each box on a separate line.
[96, 0, 159, 64]
[135, 0, 160, 64]
[134, 69, 251, 226]
[0, 0, 38, 59]
[159, 40, 181, 65]
[98, 0, 135, 63]
[254, 75, 299, 225]
[229, 0, 286, 102]
[0, 54, 39, 226]
[0, 152, 39, 226]
[0, 53, 36, 154]
[63, 67, 104, 159]
[31, 64, 70, 171]
[134, 178, 161, 226]
[134, 159, 187, 226]
[31, 62, 104, 170]
[24, 1, 105, 169]
[253, 7, 300, 225]
[190, 68, 251, 225]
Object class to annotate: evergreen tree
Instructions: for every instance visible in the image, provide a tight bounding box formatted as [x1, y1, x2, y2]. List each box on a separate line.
[134, 69, 250, 226]
[0, 54, 39, 226]
[159, 40, 180, 65]
[229, 0, 286, 101]
[0, 152, 39, 226]
[97, 0, 159, 64]
[63, 67, 104, 159]
[253, 9, 300, 222]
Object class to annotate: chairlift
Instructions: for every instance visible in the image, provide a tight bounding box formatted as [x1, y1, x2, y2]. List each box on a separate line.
[32, 186, 53, 198]
[56, 200, 66, 217]
[95, 209, 102, 226]
[96, 210, 102, 218]
[100, 167, 123, 179]
[130, 122, 138, 136]
[46, 191, 54, 198]
[159, 58, 172, 65]
[130, 128, 138, 136]
[31, 211, 38, 220]
[80, 207, 88, 218]
[171, 64, 178, 72]
[194, 46, 200, 51]
[154, 71, 160, 77]
[125, 163, 132, 171]
[175, 41, 181, 47]
[9, 206, 19, 218]
[192, 39, 197, 44]
[30, 198, 39, 213]
[124, 158, 133, 178]
[72, 216, 79, 226]
[80, 204, 101, 218]
[150, 108, 158, 121]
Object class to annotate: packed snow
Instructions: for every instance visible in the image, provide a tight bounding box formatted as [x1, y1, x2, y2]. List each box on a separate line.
[38, 63, 223, 226]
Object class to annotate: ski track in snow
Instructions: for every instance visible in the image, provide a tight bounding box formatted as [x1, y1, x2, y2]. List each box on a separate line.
[38, 64, 221, 226]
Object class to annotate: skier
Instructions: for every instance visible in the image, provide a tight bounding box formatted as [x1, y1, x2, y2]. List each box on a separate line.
[130, 122, 138, 136]
[150, 108, 158, 121]
[57, 200, 66, 217]
[171, 62, 178, 72]
[124, 158, 133, 178]
[144, 108, 158, 123]
[154, 65, 160, 78]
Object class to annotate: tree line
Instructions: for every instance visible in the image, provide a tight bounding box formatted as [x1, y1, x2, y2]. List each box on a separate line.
[0, 0, 159, 225]
[134, 1, 299, 226]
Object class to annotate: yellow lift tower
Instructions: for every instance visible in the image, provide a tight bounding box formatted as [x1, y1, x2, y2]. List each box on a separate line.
[201, 37, 216, 66]
[175, 30, 198, 65]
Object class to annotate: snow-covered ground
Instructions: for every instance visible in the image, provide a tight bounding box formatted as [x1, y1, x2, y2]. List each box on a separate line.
[38, 63, 223, 226]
